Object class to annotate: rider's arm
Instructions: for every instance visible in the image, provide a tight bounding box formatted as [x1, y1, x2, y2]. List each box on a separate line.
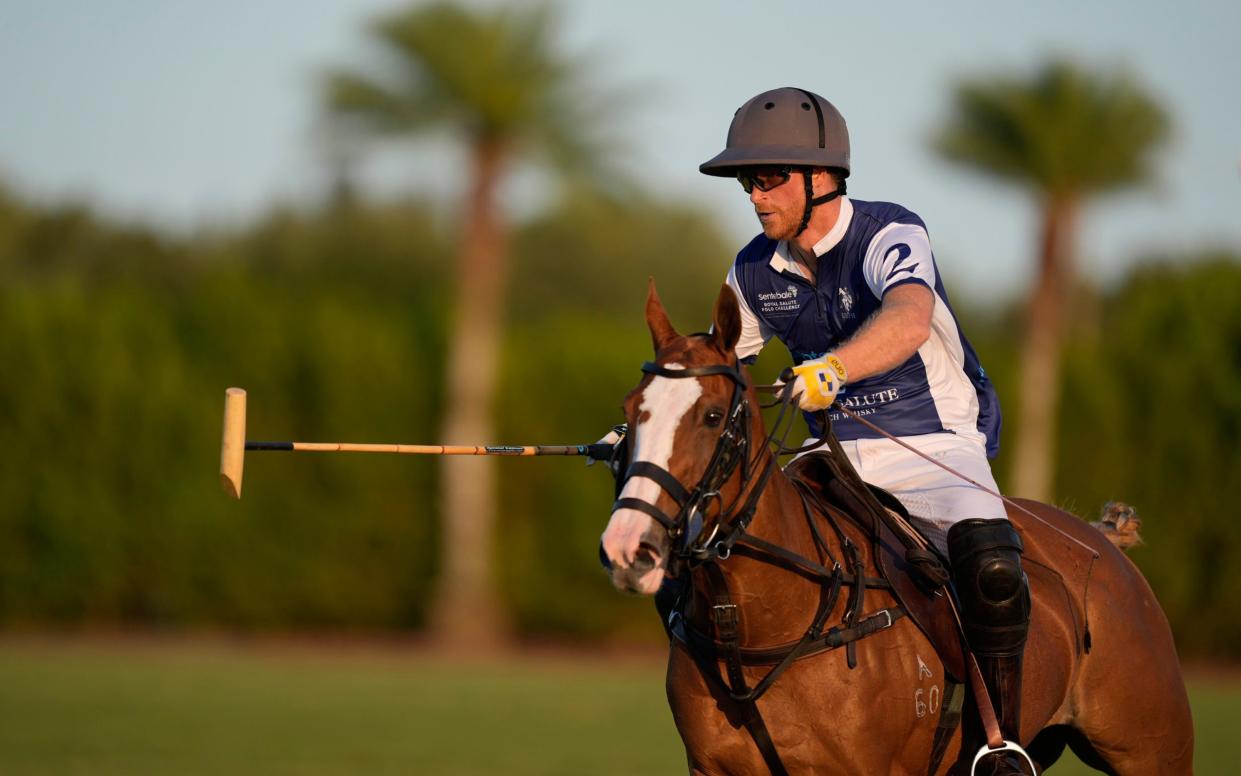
[835, 223, 937, 381]
[834, 284, 933, 381]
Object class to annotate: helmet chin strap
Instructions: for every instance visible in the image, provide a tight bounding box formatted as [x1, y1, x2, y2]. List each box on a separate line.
[794, 167, 844, 237]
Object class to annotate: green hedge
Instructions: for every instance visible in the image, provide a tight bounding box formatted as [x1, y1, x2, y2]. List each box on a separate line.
[1, 185, 1238, 655]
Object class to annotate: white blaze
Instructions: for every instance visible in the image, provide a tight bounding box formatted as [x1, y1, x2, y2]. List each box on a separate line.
[601, 364, 701, 591]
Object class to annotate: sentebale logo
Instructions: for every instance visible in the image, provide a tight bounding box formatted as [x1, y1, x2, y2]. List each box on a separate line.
[758, 285, 799, 302]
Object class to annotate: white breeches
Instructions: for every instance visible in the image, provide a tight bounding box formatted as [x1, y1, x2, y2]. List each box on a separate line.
[795, 431, 1007, 556]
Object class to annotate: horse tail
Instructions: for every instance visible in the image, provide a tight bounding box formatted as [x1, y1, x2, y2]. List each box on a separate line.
[1090, 500, 1143, 551]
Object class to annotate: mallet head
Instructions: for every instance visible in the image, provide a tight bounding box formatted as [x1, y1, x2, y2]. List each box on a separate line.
[220, 387, 246, 498]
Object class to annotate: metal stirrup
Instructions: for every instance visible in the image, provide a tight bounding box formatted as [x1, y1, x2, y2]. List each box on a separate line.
[970, 740, 1037, 775]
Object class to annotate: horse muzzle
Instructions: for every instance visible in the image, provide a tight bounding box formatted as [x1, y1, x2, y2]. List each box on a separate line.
[600, 511, 669, 595]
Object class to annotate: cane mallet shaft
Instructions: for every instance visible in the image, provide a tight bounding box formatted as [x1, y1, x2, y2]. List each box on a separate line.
[220, 388, 613, 499]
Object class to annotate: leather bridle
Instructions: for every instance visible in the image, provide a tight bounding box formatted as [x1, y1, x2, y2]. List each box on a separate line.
[608, 354, 919, 775]
[610, 358, 801, 565]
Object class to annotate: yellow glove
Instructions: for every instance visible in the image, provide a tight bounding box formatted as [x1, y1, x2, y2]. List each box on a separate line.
[791, 353, 847, 411]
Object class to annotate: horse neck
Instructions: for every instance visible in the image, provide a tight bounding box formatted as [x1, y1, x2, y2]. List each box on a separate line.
[733, 393, 841, 560]
[689, 450, 849, 645]
[745, 457, 820, 555]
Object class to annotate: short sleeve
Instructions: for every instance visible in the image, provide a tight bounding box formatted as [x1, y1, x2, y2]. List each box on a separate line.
[725, 264, 772, 362]
[861, 222, 936, 300]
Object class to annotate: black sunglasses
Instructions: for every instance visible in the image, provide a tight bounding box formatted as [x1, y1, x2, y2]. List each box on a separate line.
[737, 166, 793, 194]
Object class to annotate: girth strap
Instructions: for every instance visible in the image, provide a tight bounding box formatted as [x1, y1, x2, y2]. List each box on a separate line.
[928, 680, 965, 776]
[681, 605, 906, 665]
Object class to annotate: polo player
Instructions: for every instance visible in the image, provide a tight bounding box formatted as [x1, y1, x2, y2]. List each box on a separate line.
[697, 87, 1033, 775]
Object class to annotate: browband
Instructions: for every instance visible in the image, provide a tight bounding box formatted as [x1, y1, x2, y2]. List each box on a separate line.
[641, 361, 747, 386]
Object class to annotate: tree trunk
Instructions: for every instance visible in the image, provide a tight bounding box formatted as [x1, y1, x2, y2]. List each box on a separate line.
[428, 139, 510, 648]
[1011, 197, 1077, 502]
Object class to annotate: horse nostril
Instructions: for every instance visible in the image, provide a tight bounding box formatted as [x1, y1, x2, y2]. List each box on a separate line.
[598, 541, 614, 571]
[633, 542, 662, 573]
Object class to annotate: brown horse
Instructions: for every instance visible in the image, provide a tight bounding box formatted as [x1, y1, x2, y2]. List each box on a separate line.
[600, 283, 1193, 775]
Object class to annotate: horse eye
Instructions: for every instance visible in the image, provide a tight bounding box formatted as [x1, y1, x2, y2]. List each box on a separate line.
[704, 409, 725, 427]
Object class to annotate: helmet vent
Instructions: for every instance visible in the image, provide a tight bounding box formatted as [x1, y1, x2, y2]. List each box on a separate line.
[801, 102, 811, 110]
[764, 102, 775, 109]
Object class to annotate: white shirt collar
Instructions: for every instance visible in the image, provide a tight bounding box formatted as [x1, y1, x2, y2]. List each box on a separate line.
[768, 196, 853, 276]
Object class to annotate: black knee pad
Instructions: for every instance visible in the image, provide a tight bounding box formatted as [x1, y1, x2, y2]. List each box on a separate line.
[948, 519, 1030, 657]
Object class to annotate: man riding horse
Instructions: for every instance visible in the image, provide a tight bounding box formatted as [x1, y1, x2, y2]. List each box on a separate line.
[694, 87, 1032, 775]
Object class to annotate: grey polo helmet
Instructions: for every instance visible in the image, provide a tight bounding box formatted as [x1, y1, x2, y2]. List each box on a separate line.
[700, 87, 850, 235]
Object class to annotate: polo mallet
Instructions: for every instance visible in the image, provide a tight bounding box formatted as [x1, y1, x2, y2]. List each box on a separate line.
[219, 387, 614, 498]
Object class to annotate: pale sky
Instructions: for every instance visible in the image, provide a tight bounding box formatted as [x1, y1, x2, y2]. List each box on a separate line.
[2, 0, 1238, 300]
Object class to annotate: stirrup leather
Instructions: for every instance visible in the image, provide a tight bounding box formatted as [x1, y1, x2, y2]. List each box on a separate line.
[969, 739, 1037, 775]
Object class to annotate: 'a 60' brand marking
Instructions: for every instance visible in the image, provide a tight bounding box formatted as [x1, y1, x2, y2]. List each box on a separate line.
[915, 685, 941, 718]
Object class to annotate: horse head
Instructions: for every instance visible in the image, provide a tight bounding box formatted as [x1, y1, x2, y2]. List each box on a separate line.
[600, 280, 758, 594]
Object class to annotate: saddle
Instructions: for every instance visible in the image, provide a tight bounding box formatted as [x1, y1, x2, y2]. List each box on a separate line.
[785, 451, 968, 681]
[785, 449, 1087, 675]
[666, 442, 1083, 775]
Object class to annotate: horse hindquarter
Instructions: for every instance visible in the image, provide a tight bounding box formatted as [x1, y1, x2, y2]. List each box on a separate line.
[1013, 500, 1194, 774]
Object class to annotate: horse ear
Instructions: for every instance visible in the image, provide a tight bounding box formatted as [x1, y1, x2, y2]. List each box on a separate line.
[646, 278, 679, 351]
[711, 284, 742, 354]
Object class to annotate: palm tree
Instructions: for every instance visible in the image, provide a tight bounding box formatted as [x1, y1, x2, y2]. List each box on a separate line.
[933, 60, 1169, 502]
[323, 1, 616, 646]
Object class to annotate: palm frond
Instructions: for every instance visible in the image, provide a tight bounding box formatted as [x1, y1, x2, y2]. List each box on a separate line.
[933, 59, 1171, 199]
[322, 71, 443, 135]
[321, 0, 625, 189]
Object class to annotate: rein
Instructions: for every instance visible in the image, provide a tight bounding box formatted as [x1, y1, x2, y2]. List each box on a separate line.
[611, 356, 906, 776]
[611, 359, 902, 658]
[616, 356, 1078, 774]
[831, 402, 1102, 560]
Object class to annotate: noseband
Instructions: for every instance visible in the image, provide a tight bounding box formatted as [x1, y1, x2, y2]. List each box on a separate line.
[611, 358, 798, 563]
[608, 356, 912, 776]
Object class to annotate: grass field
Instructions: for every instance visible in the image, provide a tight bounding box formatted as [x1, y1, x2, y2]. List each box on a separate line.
[0, 638, 1234, 774]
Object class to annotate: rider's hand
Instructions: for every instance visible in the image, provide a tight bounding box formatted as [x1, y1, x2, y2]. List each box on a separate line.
[587, 424, 627, 468]
[790, 353, 847, 411]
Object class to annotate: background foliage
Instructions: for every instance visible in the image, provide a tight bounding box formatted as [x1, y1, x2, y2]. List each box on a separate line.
[1, 180, 1238, 655]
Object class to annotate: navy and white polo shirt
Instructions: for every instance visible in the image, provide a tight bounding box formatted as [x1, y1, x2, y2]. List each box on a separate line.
[725, 197, 1001, 458]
